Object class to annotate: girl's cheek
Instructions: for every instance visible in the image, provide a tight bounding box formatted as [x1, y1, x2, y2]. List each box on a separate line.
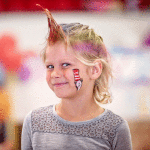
[64, 69, 74, 82]
[46, 71, 51, 82]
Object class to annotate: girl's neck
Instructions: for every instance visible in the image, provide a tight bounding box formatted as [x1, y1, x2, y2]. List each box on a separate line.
[55, 95, 104, 122]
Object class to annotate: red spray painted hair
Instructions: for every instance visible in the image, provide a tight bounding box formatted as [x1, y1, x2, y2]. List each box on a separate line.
[36, 4, 67, 44]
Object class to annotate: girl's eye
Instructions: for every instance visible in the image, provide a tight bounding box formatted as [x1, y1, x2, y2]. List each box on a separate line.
[47, 65, 54, 69]
[62, 63, 70, 67]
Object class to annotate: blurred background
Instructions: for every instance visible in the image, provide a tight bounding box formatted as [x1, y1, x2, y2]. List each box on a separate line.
[0, 0, 150, 149]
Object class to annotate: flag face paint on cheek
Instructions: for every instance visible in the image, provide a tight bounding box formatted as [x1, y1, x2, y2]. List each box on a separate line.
[73, 69, 83, 91]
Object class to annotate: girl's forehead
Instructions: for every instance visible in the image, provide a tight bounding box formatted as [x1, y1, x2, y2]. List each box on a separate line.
[45, 42, 77, 62]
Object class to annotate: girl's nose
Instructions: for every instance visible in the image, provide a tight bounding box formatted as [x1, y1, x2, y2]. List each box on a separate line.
[51, 69, 62, 78]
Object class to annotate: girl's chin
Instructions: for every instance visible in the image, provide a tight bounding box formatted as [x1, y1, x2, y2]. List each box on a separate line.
[53, 86, 79, 99]
[54, 91, 77, 99]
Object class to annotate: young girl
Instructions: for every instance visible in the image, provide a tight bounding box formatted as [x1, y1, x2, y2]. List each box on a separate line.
[21, 7, 132, 150]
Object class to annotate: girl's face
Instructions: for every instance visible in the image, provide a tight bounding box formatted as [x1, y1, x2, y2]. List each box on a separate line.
[45, 41, 92, 99]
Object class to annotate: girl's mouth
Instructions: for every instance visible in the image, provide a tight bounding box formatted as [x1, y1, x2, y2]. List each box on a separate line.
[53, 82, 68, 87]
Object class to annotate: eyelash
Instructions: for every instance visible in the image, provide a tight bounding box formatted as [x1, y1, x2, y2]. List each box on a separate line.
[46, 65, 54, 69]
[46, 63, 70, 69]
[62, 63, 70, 67]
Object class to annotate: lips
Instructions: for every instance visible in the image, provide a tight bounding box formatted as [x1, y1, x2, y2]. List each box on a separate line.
[53, 82, 68, 87]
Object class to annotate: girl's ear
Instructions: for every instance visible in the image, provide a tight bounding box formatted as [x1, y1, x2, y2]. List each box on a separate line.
[89, 60, 102, 80]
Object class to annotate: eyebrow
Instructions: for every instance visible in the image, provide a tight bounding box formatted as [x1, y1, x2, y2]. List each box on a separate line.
[45, 59, 74, 65]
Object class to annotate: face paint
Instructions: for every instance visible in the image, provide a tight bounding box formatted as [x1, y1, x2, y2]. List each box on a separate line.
[73, 69, 83, 91]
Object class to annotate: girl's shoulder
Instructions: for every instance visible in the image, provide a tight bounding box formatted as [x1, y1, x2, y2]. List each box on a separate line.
[32, 105, 53, 115]
[103, 109, 125, 125]
[23, 105, 53, 124]
[103, 109, 129, 131]
[96, 109, 128, 132]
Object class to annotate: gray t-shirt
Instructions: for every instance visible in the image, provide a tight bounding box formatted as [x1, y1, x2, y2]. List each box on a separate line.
[21, 105, 132, 150]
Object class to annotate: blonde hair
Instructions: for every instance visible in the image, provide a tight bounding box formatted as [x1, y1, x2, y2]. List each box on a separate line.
[40, 8, 112, 104]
